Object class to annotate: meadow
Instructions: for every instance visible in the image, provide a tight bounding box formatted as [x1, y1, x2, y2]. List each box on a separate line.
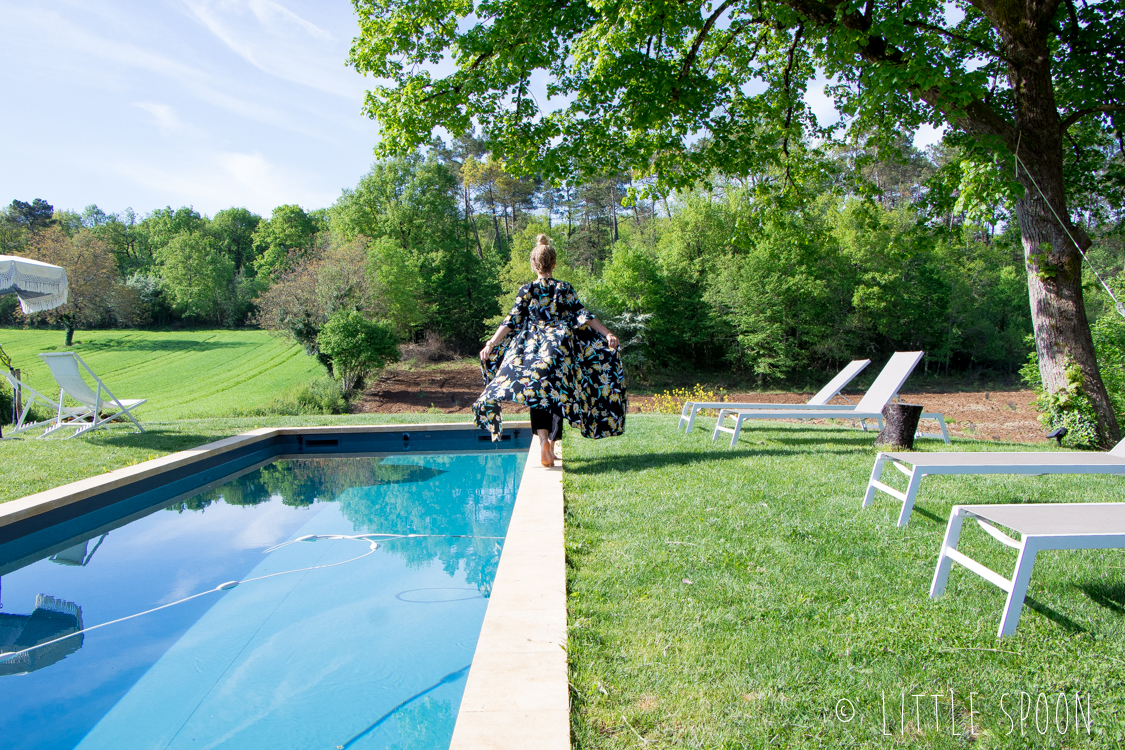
[0, 328, 323, 421]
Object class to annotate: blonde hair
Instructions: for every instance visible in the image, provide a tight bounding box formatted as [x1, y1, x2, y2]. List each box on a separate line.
[530, 234, 556, 275]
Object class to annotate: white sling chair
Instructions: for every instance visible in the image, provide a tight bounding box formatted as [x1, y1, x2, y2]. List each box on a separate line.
[38, 352, 146, 438]
[679, 359, 871, 433]
[863, 438, 1125, 527]
[2, 370, 83, 436]
[712, 351, 950, 447]
[931, 502, 1125, 636]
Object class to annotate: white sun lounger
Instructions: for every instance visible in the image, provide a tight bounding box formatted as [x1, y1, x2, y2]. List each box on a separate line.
[1, 370, 84, 437]
[678, 359, 871, 433]
[38, 352, 145, 438]
[711, 351, 950, 447]
[863, 439, 1125, 527]
[930, 502, 1125, 636]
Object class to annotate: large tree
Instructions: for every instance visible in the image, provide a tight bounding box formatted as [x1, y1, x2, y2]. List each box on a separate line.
[26, 228, 119, 346]
[350, 0, 1125, 444]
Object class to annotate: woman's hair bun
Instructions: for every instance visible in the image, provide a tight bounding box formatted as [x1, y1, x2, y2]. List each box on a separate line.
[530, 234, 557, 274]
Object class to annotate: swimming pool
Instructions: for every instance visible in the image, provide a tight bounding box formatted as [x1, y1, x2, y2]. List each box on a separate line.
[0, 441, 528, 749]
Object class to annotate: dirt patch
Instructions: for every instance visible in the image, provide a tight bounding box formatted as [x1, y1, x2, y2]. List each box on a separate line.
[353, 362, 528, 416]
[355, 363, 1045, 444]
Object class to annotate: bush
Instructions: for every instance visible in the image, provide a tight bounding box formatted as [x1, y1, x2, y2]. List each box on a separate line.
[1020, 342, 1100, 449]
[231, 377, 347, 416]
[317, 310, 399, 395]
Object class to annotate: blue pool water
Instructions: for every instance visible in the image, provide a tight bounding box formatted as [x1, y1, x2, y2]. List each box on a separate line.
[0, 450, 526, 749]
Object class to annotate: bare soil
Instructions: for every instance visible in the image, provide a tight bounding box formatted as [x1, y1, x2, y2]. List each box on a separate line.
[354, 363, 1046, 444]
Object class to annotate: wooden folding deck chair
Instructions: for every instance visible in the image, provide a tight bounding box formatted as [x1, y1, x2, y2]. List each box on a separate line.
[678, 359, 871, 433]
[930, 502, 1125, 636]
[862, 439, 1125, 526]
[38, 352, 145, 438]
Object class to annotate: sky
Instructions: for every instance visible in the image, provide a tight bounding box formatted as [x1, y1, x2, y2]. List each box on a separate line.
[0, 0, 381, 218]
[0, 1, 947, 221]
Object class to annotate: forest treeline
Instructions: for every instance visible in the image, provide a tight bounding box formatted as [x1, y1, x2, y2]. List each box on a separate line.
[3, 137, 1123, 389]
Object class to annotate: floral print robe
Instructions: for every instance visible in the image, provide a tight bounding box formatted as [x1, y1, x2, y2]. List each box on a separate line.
[474, 279, 626, 441]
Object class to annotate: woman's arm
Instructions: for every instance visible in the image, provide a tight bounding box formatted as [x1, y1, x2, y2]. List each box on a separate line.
[585, 318, 619, 349]
[479, 325, 511, 362]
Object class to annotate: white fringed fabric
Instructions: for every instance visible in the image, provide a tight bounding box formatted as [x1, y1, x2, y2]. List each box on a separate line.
[0, 255, 69, 312]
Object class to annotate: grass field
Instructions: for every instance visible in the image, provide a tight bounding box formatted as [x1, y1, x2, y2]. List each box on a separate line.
[0, 327, 323, 421]
[565, 416, 1125, 748]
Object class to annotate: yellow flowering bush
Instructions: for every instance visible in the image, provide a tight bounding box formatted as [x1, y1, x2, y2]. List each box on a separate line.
[647, 384, 728, 414]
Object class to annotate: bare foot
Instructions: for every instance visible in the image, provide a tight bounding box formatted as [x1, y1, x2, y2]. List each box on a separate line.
[540, 439, 555, 467]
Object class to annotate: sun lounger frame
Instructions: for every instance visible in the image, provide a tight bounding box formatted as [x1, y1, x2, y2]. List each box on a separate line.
[863, 441, 1125, 526]
[678, 359, 871, 433]
[38, 352, 146, 439]
[930, 502, 1125, 636]
[708, 352, 950, 447]
[1, 370, 83, 437]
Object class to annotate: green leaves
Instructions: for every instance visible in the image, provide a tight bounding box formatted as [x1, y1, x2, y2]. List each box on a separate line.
[317, 309, 400, 395]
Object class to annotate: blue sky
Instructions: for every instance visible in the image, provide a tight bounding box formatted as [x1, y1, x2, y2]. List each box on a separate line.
[0, 1, 945, 221]
[0, 0, 380, 218]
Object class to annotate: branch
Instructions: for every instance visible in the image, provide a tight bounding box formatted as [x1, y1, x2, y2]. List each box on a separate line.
[704, 20, 766, 76]
[418, 43, 511, 104]
[678, 0, 736, 82]
[1060, 105, 1125, 133]
[781, 24, 805, 161]
[902, 20, 1012, 64]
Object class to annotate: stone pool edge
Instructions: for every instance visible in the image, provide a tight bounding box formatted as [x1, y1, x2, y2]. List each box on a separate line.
[450, 439, 569, 750]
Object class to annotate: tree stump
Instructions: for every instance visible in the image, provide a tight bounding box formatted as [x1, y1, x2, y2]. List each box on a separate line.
[874, 403, 924, 450]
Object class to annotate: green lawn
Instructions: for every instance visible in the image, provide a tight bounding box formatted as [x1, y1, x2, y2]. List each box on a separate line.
[565, 416, 1125, 748]
[0, 328, 323, 420]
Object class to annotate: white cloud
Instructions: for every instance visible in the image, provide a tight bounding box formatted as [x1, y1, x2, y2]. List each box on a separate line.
[183, 0, 363, 99]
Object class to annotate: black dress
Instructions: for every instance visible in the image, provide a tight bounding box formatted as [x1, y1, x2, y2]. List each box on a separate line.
[474, 278, 627, 441]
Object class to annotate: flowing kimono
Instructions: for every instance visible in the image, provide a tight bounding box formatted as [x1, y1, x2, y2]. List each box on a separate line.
[474, 279, 626, 441]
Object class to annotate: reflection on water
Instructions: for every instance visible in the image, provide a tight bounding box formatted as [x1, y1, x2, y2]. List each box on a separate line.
[169, 457, 513, 596]
[0, 595, 83, 676]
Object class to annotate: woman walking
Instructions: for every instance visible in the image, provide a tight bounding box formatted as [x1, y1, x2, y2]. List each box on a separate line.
[475, 235, 626, 466]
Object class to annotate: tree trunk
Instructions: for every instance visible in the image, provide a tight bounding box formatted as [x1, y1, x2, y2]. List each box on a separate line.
[920, 1, 1124, 448]
[64, 320, 75, 347]
[1002, 17, 1122, 447]
[874, 403, 923, 450]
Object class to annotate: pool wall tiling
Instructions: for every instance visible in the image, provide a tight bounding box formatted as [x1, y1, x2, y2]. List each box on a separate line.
[1, 421, 572, 749]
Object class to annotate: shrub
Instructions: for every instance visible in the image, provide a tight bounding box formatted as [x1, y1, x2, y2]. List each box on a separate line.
[400, 331, 457, 363]
[1020, 341, 1100, 449]
[646, 384, 729, 415]
[317, 310, 399, 395]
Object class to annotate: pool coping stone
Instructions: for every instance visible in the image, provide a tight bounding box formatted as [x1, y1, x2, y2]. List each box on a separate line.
[450, 439, 569, 749]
